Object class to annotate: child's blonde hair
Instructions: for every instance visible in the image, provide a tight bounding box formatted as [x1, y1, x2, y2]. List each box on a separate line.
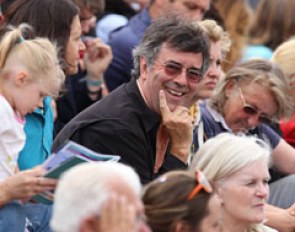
[0, 23, 65, 96]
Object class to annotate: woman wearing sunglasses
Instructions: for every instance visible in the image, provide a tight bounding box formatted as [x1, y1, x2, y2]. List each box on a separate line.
[191, 133, 276, 232]
[142, 170, 220, 232]
[191, 59, 295, 231]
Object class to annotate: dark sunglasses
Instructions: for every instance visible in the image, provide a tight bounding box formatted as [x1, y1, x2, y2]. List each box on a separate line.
[155, 61, 203, 82]
[239, 87, 273, 124]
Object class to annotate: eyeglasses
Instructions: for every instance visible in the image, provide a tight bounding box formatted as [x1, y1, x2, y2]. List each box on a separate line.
[238, 87, 273, 124]
[155, 61, 203, 82]
[187, 170, 213, 200]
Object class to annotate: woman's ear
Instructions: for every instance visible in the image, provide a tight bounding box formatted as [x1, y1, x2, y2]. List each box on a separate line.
[14, 70, 29, 87]
[215, 185, 224, 205]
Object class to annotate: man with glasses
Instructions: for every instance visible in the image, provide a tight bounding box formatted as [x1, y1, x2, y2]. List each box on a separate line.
[192, 59, 295, 214]
[53, 16, 210, 184]
[104, 0, 211, 92]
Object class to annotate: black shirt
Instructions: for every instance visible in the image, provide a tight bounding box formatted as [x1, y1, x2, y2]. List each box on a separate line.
[53, 80, 187, 183]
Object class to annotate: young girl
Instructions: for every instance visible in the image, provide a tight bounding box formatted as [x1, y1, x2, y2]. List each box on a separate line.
[0, 23, 64, 180]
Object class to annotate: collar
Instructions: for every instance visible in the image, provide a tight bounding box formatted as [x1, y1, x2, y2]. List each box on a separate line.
[205, 103, 233, 132]
[126, 80, 160, 131]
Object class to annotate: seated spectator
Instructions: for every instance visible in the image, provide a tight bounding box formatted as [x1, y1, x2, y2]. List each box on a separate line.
[271, 38, 295, 147]
[96, 0, 138, 43]
[51, 162, 151, 232]
[53, 16, 210, 184]
[5, 0, 85, 170]
[192, 60, 295, 231]
[191, 133, 276, 232]
[104, 0, 210, 91]
[0, 23, 64, 232]
[189, 19, 230, 132]
[55, 0, 112, 134]
[142, 170, 220, 232]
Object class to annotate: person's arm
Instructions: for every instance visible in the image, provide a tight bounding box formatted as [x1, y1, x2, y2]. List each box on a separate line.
[272, 139, 295, 174]
[265, 203, 295, 232]
[0, 166, 56, 206]
[83, 38, 112, 100]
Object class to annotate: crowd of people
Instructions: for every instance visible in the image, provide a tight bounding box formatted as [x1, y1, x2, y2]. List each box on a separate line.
[1, 0, 295, 231]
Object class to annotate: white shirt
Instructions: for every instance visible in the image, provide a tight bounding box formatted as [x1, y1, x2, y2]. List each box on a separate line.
[0, 95, 25, 180]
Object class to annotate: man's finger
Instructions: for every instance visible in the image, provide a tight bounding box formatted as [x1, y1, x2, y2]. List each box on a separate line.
[159, 90, 170, 118]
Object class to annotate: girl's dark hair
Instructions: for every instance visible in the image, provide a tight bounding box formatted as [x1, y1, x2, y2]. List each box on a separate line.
[4, 0, 79, 69]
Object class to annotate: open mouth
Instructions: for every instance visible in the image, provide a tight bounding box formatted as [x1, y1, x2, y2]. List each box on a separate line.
[165, 87, 186, 97]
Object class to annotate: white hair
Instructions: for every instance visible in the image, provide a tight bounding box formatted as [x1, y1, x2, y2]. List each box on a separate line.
[190, 133, 272, 184]
[50, 162, 141, 232]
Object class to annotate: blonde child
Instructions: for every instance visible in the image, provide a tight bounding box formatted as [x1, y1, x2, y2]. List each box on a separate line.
[0, 23, 64, 180]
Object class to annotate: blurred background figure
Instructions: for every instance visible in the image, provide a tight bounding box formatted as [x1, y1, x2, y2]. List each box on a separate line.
[211, 0, 253, 72]
[272, 38, 295, 148]
[244, 0, 295, 61]
[96, 0, 149, 43]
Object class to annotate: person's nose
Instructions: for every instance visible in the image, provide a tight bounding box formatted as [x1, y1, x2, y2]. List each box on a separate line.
[206, 64, 220, 80]
[174, 68, 188, 86]
[256, 183, 269, 199]
[246, 114, 260, 129]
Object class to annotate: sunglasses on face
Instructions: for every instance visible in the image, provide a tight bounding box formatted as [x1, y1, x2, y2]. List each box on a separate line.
[238, 87, 273, 124]
[155, 61, 203, 82]
[187, 170, 213, 200]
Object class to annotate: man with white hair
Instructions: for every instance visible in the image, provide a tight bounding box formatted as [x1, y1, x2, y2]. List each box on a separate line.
[50, 162, 150, 232]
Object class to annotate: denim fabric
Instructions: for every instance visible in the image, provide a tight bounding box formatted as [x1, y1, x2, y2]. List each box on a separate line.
[0, 202, 52, 232]
[0, 202, 26, 232]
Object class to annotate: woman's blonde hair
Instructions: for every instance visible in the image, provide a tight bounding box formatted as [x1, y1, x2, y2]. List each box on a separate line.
[197, 19, 231, 59]
[0, 23, 64, 96]
[190, 133, 271, 231]
[210, 59, 293, 120]
[272, 37, 295, 92]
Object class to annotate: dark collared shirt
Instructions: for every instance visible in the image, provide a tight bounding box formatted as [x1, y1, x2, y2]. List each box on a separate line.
[53, 80, 187, 183]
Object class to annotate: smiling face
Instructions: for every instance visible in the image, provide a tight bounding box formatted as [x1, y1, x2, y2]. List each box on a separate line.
[65, 15, 86, 75]
[195, 40, 222, 100]
[139, 43, 204, 114]
[223, 82, 278, 133]
[217, 159, 270, 227]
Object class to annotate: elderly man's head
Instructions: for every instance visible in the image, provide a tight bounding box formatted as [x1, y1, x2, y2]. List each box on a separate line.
[51, 162, 149, 232]
[209, 59, 293, 133]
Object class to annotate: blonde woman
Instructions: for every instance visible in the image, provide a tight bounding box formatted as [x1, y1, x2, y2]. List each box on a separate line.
[191, 133, 277, 232]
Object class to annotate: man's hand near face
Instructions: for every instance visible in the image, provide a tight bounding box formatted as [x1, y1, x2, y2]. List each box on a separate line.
[159, 90, 193, 163]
